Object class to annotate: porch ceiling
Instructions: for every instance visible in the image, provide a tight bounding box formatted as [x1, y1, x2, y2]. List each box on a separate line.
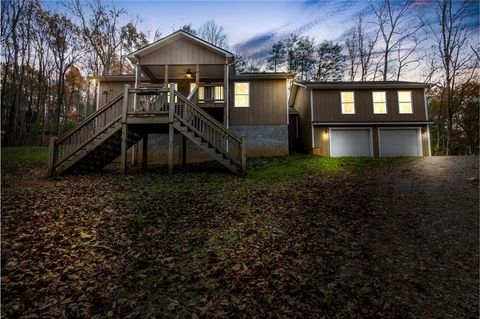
[141, 64, 225, 82]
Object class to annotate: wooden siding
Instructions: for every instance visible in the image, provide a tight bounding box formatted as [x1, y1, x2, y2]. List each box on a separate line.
[313, 124, 429, 156]
[312, 88, 427, 122]
[140, 37, 226, 65]
[99, 80, 134, 107]
[292, 86, 312, 151]
[229, 79, 288, 125]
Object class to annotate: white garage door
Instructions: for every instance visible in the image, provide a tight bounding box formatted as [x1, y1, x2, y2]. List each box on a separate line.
[379, 129, 422, 157]
[330, 129, 372, 157]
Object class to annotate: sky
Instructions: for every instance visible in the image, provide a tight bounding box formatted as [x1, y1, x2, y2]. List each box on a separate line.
[109, 0, 478, 51]
[43, 0, 479, 74]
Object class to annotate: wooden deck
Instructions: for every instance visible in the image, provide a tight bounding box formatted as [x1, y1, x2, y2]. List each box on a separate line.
[48, 85, 246, 176]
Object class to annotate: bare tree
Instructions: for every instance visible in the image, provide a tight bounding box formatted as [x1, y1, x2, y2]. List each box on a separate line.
[344, 15, 379, 81]
[394, 35, 425, 80]
[234, 49, 264, 73]
[68, 0, 126, 75]
[41, 11, 83, 135]
[370, 0, 424, 80]
[431, 0, 477, 154]
[197, 20, 229, 49]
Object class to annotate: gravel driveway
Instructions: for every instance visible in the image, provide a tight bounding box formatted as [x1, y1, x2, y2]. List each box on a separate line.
[365, 156, 479, 318]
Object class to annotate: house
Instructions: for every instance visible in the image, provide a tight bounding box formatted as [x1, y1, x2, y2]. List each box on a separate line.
[47, 30, 431, 177]
[289, 81, 432, 157]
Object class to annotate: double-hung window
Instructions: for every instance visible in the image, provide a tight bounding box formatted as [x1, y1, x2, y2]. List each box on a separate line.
[372, 91, 387, 114]
[398, 91, 413, 114]
[341, 91, 355, 114]
[214, 86, 224, 102]
[234, 82, 249, 107]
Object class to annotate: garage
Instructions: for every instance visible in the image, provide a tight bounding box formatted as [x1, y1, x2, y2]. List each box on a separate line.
[330, 128, 372, 157]
[379, 128, 422, 157]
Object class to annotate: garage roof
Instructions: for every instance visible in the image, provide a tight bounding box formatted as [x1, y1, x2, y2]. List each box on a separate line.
[298, 81, 431, 89]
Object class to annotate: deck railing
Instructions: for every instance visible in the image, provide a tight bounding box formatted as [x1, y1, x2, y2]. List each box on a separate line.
[48, 85, 246, 176]
[173, 89, 244, 166]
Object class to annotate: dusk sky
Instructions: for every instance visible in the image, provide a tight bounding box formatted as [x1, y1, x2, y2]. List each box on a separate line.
[43, 0, 479, 69]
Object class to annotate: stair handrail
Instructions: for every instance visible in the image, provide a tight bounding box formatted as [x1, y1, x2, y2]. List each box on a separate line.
[187, 85, 198, 101]
[49, 92, 124, 176]
[174, 90, 246, 171]
[56, 92, 123, 145]
[175, 92, 242, 144]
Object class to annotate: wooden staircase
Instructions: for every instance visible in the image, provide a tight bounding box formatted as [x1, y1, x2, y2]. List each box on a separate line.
[48, 85, 246, 176]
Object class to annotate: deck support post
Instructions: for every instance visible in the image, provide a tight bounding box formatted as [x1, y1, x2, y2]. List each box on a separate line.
[47, 137, 57, 177]
[121, 124, 128, 174]
[164, 65, 169, 87]
[195, 64, 199, 87]
[121, 84, 129, 174]
[241, 136, 247, 174]
[142, 133, 148, 170]
[223, 63, 228, 127]
[168, 83, 175, 176]
[181, 135, 187, 168]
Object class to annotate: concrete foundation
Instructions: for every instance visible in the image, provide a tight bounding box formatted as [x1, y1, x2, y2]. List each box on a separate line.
[229, 125, 289, 157]
[123, 125, 289, 166]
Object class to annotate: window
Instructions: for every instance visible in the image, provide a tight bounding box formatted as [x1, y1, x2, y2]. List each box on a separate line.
[198, 87, 205, 101]
[214, 86, 224, 101]
[372, 91, 387, 114]
[167, 83, 178, 103]
[398, 91, 413, 114]
[234, 82, 249, 107]
[341, 91, 355, 114]
[189, 83, 196, 92]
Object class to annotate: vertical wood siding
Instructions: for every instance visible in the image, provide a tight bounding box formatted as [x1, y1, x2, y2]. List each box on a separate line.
[292, 86, 312, 151]
[99, 81, 134, 107]
[140, 37, 226, 65]
[311, 88, 427, 122]
[229, 79, 287, 125]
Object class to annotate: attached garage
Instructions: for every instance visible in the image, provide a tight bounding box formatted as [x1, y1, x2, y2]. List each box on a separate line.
[379, 128, 422, 157]
[330, 128, 372, 157]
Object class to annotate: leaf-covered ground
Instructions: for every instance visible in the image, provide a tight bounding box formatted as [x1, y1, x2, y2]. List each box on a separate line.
[2, 149, 478, 318]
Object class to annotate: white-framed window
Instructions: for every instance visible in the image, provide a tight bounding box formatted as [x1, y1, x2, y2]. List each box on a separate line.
[189, 82, 204, 101]
[398, 91, 413, 114]
[214, 86, 224, 101]
[167, 83, 178, 103]
[372, 91, 387, 114]
[341, 91, 355, 114]
[234, 82, 250, 107]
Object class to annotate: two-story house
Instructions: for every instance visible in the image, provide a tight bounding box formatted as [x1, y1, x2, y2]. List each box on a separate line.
[47, 30, 432, 177]
[289, 81, 432, 157]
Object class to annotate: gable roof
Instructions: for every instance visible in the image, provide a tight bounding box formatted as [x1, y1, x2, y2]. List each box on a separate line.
[127, 30, 234, 64]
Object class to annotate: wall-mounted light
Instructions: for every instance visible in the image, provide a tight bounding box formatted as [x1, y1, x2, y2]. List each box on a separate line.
[185, 69, 193, 79]
[324, 129, 329, 134]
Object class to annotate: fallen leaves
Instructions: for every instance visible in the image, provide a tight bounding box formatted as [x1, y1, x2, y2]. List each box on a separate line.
[2, 159, 478, 318]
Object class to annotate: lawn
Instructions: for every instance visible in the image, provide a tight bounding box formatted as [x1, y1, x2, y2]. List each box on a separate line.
[1, 146, 49, 168]
[1, 147, 478, 318]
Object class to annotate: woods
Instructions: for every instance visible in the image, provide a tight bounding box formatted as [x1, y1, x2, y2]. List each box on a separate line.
[1, 0, 478, 155]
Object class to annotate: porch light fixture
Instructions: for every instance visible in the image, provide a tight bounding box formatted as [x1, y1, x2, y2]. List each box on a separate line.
[324, 129, 328, 134]
[185, 69, 193, 79]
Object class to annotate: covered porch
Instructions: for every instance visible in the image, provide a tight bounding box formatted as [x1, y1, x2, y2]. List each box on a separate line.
[134, 63, 231, 123]
[127, 30, 235, 126]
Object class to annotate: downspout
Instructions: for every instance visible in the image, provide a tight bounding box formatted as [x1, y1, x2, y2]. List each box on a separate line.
[225, 59, 235, 129]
